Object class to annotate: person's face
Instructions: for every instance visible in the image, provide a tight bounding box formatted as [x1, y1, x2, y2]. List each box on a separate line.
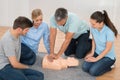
[17, 28, 29, 35]
[57, 17, 67, 26]
[33, 15, 43, 28]
[90, 19, 103, 29]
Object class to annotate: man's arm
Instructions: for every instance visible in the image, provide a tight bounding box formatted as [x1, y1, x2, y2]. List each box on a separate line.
[55, 32, 74, 59]
[49, 27, 57, 55]
[8, 56, 29, 69]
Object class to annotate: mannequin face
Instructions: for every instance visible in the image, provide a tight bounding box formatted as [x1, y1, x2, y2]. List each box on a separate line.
[33, 15, 43, 28]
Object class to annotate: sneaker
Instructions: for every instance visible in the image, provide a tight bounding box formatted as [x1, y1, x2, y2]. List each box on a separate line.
[111, 64, 115, 68]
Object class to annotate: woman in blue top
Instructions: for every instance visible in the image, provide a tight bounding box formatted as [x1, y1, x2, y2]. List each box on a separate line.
[20, 9, 50, 65]
[82, 10, 118, 76]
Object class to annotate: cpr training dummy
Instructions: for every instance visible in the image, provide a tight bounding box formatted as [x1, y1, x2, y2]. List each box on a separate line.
[42, 55, 79, 70]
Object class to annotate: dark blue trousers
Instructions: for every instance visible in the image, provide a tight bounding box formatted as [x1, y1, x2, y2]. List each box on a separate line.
[65, 31, 92, 59]
[82, 53, 115, 76]
[20, 43, 36, 65]
[0, 64, 44, 80]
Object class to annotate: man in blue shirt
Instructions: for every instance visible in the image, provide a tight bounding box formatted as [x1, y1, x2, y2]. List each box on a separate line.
[48, 8, 91, 60]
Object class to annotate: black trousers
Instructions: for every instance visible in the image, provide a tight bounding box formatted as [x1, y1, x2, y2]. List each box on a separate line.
[65, 31, 92, 59]
[20, 43, 36, 65]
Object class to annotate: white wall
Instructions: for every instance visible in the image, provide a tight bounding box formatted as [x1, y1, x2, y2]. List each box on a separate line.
[29, 0, 120, 33]
[0, 0, 9, 26]
[113, 0, 120, 34]
[0, 0, 120, 33]
[0, 0, 29, 26]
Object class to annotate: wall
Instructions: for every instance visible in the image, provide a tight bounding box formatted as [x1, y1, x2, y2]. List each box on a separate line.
[0, 0, 29, 26]
[0, 0, 120, 33]
[29, 0, 120, 33]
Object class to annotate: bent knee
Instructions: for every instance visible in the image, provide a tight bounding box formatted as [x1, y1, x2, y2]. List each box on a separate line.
[89, 68, 100, 76]
[82, 63, 89, 72]
[37, 72, 44, 80]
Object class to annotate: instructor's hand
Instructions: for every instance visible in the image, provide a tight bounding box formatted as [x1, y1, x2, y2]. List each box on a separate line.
[47, 53, 56, 62]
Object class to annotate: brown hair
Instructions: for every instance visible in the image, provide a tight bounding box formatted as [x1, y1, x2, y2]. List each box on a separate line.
[31, 9, 42, 19]
[90, 10, 118, 37]
[13, 16, 33, 29]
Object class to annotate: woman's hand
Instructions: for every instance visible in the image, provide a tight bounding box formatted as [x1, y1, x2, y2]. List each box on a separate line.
[85, 51, 94, 60]
[85, 57, 98, 62]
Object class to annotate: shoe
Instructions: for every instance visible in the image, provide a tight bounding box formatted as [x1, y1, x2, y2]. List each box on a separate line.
[111, 64, 115, 68]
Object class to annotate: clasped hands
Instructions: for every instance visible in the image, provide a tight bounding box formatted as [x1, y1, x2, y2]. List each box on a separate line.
[47, 53, 61, 62]
[85, 52, 99, 62]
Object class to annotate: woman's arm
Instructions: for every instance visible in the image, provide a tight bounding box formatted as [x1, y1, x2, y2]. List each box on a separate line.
[86, 41, 113, 62]
[96, 42, 113, 60]
[85, 35, 95, 59]
[43, 26, 50, 54]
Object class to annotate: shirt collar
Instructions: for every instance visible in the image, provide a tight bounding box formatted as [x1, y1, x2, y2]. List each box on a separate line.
[95, 24, 106, 33]
[99, 24, 106, 33]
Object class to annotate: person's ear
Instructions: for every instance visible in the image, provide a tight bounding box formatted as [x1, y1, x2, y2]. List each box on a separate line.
[65, 16, 68, 20]
[17, 27, 22, 32]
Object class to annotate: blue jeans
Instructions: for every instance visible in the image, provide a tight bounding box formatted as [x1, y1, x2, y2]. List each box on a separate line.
[65, 31, 92, 59]
[20, 43, 36, 65]
[82, 53, 116, 76]
[0, 64, 44, 80]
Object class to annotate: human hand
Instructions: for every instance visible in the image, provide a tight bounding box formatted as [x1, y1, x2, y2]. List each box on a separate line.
[85, 57, 98, 62]
[85, 51, 94, 60]
[53, 54, 60, 60]
[47, 53, 56, 62]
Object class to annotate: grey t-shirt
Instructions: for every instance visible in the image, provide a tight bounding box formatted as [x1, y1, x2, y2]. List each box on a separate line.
[0, 30, 21, 70]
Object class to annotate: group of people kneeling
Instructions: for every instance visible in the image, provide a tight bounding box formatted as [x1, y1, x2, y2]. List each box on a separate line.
[0, 8, 117, 80]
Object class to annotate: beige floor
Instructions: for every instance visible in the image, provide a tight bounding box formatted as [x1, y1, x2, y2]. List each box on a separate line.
[0, 27, 119, 80]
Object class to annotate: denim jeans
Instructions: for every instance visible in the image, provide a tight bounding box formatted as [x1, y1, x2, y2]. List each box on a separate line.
[20, 43, 36, 65]
[65, 31, 92, 59]
[82, 53, 116, 76]
[0, 64, 44, 80]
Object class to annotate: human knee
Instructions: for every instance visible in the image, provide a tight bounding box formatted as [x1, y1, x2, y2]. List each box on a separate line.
[82, 62, 89, 72]
[89, 68, 100, 76]
[36, 72, 44, 80]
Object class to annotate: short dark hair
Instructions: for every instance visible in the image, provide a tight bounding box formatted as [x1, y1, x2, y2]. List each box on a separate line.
[55, 8, 68, 21]
[13, 16, 33, 29]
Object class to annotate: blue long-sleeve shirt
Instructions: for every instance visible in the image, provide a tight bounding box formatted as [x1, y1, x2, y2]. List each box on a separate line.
[21, 22, 50, 54]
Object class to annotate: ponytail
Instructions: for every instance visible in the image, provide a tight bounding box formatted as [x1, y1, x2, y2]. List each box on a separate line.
[103, 10, 118, 37]
[91, 10, 118, 37]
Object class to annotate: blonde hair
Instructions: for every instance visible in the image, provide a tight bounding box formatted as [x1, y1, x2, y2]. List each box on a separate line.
[31, 9, 42, 19]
